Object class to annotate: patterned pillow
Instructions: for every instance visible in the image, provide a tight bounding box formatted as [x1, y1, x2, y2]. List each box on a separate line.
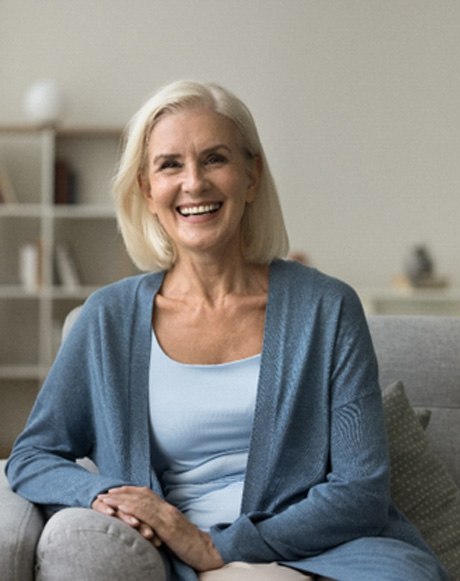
[415, 408, 431, 430]
[383, 380, 460, 578]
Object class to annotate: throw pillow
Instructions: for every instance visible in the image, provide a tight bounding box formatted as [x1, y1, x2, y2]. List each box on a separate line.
[414, 408, 431, 430]
[383, 380, 460, 578]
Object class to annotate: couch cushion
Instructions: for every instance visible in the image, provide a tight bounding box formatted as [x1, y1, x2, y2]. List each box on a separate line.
[368, 315, 460, 486]
[0, 459, 44, 581]
[383, 381, 460, 578]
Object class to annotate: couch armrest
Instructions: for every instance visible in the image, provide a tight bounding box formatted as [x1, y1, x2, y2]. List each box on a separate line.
[0, 460, 44, 581]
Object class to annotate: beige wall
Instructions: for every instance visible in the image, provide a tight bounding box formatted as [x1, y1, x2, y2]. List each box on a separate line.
[2, 0, 459, 288]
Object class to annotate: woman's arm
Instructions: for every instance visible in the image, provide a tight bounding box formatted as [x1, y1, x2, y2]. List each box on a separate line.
[207, 288, 390, 564]
[6, 295, 134, 509]
[209, 391, 389, 563]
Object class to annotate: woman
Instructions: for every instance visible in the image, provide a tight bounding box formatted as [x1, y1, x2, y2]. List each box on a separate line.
[6, 81, 447, 581]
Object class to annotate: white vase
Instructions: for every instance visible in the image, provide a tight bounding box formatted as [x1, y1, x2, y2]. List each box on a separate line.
[23, 79, 65, 126]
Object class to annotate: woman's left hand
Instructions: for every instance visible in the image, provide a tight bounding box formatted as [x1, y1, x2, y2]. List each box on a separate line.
[97, 486, 224, 572]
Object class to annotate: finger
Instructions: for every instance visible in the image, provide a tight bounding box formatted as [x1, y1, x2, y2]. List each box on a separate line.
[107, 485, 140, 494]
[139, 522, 155, 540]
[97, 494, 122, 507]
[116, 510, 140, 528]
[92, 497, 116, 516]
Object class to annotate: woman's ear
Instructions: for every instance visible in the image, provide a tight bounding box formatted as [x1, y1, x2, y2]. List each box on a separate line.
[245, 154, 262, 203]
[138, 173, 150, 198]
[138, 174, 157, 215]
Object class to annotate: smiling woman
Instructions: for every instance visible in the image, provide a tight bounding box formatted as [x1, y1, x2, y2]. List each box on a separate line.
[113, 80, 288, 272]
[5, 81, 449, 581]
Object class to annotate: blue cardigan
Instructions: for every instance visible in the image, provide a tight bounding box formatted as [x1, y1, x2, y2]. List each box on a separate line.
[6, 261, 447, 580]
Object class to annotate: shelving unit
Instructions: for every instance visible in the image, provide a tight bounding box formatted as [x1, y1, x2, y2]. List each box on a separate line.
[357, 287, 460, 316]
[0, 125, 137, 456]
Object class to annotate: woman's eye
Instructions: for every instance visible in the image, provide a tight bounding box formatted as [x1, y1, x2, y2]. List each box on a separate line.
[205, 153, 226, 166]
[159, 159, 181, 171]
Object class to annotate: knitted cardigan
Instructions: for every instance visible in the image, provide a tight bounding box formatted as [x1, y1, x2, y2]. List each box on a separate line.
[6, 260, 447, 580]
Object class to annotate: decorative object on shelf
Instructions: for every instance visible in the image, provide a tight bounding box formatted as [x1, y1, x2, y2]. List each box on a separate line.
[54, 159, 78, 204]
[19, 242, 41, 293]
[23, 79, 65, 127]
[54, 242, 81, 290]
[400, 244, 449, 289]
[0, 164, 17, 204]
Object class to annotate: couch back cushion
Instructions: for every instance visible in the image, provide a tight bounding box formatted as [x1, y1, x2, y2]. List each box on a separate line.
[368, 315, 460, 486]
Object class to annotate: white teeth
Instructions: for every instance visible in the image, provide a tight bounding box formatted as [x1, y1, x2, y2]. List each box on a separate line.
[178, 203, 221, 216]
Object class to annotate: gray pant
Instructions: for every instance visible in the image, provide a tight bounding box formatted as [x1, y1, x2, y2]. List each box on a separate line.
[37, 508, 333, 581]
[36, 508, 166, 581]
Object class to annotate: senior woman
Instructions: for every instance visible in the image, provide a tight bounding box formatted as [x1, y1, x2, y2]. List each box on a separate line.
[6, 81, 447, 581]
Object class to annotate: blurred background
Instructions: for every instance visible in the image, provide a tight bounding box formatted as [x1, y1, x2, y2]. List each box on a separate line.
[2, 0, 460, 288]
[1, 0, 460, 453]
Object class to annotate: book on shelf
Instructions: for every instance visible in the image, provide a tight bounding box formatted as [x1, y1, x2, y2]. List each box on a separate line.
[54, 159, 78, 204]
[0, 164, 18, 204]
[19, 241, 42, 292]
[55, 242, 81, 289]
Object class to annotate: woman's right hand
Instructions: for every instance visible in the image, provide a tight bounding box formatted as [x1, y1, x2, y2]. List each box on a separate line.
[91, 496, 162, 547]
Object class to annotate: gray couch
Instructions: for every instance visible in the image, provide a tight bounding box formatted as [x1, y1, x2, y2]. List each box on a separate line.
[1, 315, 459, 580]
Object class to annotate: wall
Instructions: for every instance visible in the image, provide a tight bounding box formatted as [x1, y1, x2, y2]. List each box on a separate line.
[1, 0, 459, 288]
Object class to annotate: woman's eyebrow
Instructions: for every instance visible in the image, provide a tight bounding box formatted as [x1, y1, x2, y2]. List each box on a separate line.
[153, 144, 232, 164]
[201, 144, 231, 155]
[153, 153, 180, 165]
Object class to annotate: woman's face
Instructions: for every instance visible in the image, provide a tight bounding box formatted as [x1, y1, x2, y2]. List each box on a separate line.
[142, 108, 261, 263]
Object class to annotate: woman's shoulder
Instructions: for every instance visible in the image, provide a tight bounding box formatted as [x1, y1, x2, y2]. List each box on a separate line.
[68, 272, 165, 332]
[86, 271, 164, 308]
[271, 259, 358, 301]
[270, 259, 366, 328]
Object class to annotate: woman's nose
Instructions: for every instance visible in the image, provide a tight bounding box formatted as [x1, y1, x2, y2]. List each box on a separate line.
[182, 163, 207, 195]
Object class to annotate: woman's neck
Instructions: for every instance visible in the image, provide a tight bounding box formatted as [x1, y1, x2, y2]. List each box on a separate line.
[161, 256, 268, 307]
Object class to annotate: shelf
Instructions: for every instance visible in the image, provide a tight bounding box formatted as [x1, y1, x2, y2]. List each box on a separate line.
[51, 205, 115, 219]
[0, 364, 47, 381]
[0, 285, 40, 299]
[0, 125, 121, 136]
[0, 203, 42, 217]
[50, 285, 100, 300]
[0, 285, 100, 300]
[357, 287, 460, 316]
[0, 204, 116, 220]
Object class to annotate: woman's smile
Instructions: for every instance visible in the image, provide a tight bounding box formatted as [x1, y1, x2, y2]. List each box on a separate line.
[176, 202, 223, 218]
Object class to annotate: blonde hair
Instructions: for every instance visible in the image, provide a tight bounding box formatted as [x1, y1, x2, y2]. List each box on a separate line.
[113, 80, 289, 271]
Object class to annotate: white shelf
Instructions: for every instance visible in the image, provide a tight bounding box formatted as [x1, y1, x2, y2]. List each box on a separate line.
[48, 285, 101, 300]
[357, 287, 460, 316]
[0, 285, 101, 300]
[0, 126, 136, 390]
[0, 364, 47, 381]
[0, 204, 42, 218]
[0, 124, 141, 456]
[51, 205, 115, 219]
[0, 204, 116, 220]
[0, 285, 40, 299]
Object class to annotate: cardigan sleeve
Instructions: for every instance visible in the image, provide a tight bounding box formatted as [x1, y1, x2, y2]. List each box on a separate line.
[209, 284, 391, 563]
[6, 292, 134, 509]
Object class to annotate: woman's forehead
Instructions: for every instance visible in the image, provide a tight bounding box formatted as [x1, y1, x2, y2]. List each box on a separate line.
[148, 108, 240, 152]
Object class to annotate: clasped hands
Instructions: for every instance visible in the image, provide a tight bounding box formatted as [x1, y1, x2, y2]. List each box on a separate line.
[92, 486, 224, 572]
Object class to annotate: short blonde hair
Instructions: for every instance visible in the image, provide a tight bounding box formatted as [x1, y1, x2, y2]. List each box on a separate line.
[113, 80, 289, 271]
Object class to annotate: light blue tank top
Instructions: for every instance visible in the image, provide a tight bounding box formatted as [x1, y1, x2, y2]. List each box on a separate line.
[149, 330, 260, 531]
